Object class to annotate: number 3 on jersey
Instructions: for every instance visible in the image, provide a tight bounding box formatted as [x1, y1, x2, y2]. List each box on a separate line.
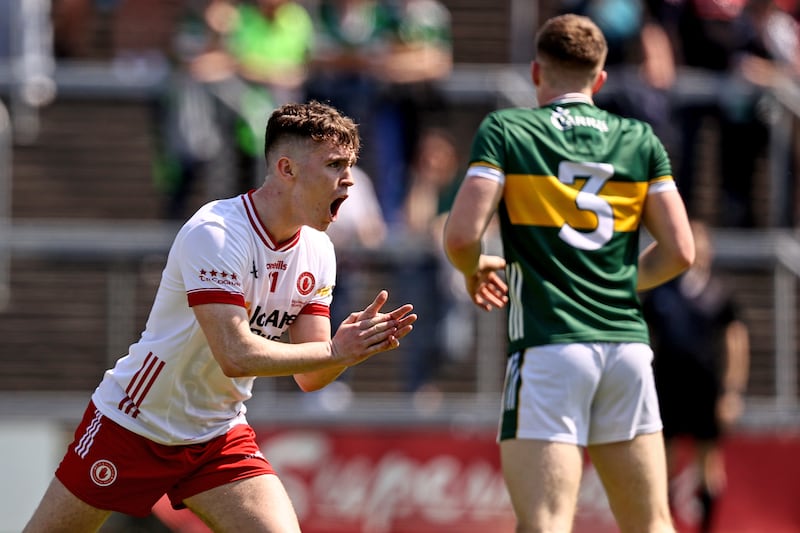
[557, 161, 614, 250]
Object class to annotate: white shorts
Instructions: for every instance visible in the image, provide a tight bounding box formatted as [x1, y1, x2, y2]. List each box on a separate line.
[498, 342, 663, 446]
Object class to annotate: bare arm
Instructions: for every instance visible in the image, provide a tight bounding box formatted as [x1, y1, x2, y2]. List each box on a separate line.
[723, 320, 750, 394]
[640, 22, 675, 90]
[638, 189, 695, 291]
[287, 313, 344, 392]
[193, 290, 416, 383]
[717, 319, 750, 428]
[443, 176, 508, 311]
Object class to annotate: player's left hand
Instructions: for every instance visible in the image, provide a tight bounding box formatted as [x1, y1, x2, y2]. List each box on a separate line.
[350, 289, 416, 342]
[331, 290, 417, 366]
[465, 254, 508, 311]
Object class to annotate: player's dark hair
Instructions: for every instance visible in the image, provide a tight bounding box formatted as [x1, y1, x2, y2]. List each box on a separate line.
[264, 101, 360, 160]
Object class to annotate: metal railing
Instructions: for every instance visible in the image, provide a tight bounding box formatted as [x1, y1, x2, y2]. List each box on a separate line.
[0, 220, 799, 429]
[0, 100, 10, 310]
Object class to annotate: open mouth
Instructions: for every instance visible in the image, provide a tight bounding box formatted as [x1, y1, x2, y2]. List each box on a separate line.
[330, 197, 347, 219]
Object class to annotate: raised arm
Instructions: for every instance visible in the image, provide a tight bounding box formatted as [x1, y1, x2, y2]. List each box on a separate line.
[193, 290, 416, 390]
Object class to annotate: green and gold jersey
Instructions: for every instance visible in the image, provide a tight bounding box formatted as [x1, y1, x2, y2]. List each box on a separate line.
[468, 95, 675, 353]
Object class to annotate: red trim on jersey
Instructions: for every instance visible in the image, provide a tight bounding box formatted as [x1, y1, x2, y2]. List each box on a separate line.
[241, 191, 301, 251]
[118, 352, 166, 419]
[187, 289, 245, 307]
[300, 302, 330, 317]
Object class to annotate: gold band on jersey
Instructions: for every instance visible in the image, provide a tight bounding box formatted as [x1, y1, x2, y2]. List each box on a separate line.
[503, 173, 655, 232]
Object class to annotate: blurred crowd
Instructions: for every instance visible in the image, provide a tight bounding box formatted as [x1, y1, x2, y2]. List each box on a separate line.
[48, 0, 454, 225]
[41, 0, 800, 228]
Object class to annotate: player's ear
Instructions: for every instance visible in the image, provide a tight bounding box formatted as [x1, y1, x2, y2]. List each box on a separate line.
[591, 69, 607, 94]
[275, 156, 296, 181]
[531, 60, 541, 86]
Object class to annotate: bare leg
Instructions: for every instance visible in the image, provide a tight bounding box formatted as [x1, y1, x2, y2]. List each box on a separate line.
[23, 477, 112, 533]
[588, 432, 675, 533]
[500, 439, 584, 533]
[696, 440, 725, 533]
[183, 474, 301, 533]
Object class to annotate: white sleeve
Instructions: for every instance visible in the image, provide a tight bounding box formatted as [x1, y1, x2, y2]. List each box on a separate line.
[177, 220, 249, 307]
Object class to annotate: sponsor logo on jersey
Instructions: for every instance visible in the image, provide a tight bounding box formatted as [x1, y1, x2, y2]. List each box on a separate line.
[249, 305, 298, 333]
[266, 260, 288, 271]
[90, 459, 118, 487]
[316, 285, 333, 298]
[198, 268, 243, 289]
[297, 272, 316, 296]
[550, 106, 608, 133]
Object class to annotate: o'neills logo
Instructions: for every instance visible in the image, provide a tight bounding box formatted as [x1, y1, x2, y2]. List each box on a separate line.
[90, 459, 118, 487]
[297, 272, 315, 296]
[267, 260, 288, 270]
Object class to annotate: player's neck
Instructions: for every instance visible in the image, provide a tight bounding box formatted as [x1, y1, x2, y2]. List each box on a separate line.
[250, 186, 302, 244]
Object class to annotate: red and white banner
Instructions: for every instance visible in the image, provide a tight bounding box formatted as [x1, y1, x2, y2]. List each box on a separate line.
[154, 426, 800, 533]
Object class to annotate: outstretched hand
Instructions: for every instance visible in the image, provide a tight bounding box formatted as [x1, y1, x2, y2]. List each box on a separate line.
[465, 254, 508, 311]
[330, 290, 417, 367]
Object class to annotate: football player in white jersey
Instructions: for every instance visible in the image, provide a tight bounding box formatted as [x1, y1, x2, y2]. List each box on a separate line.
[24, 101, 417, 533]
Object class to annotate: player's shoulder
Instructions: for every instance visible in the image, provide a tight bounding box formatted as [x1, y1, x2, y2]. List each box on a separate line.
[486, 106, 537, 122]
[189, 195, 243, 223]
[177, 196, 248, 243]
[610, 111, 656, 136]
[477, 106, 544, 136]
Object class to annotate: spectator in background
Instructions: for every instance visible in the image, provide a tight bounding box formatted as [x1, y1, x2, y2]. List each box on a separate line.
[564, 0, 677, 146]
[152, 0, 225, 220]
[402, 128, 460, 238]
[306, 0, 453, 228]
[305, 0, 396, 187]
[151, 0, 314, 219]
[372, 0, 453, 228]
[399, 128, 466, 393]
[730, 0, 800, 225]
[198, 0, 313, 105]
[193, 0, 315, 191]
[642, 220, 750, 533]
[659, 0, 797, 226]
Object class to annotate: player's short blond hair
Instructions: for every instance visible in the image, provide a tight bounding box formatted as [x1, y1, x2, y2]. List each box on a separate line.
[535, 14, 607, 81]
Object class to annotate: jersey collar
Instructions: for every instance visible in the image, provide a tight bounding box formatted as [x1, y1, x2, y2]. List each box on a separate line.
[241, 191, 301, 252]
[541, 93, 594, 107]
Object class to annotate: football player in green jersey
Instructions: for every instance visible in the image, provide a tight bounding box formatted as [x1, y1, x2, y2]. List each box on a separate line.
[443, 13, 694, 533]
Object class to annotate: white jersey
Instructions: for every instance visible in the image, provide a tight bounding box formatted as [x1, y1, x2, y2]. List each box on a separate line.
[92, 191, 336, 445]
